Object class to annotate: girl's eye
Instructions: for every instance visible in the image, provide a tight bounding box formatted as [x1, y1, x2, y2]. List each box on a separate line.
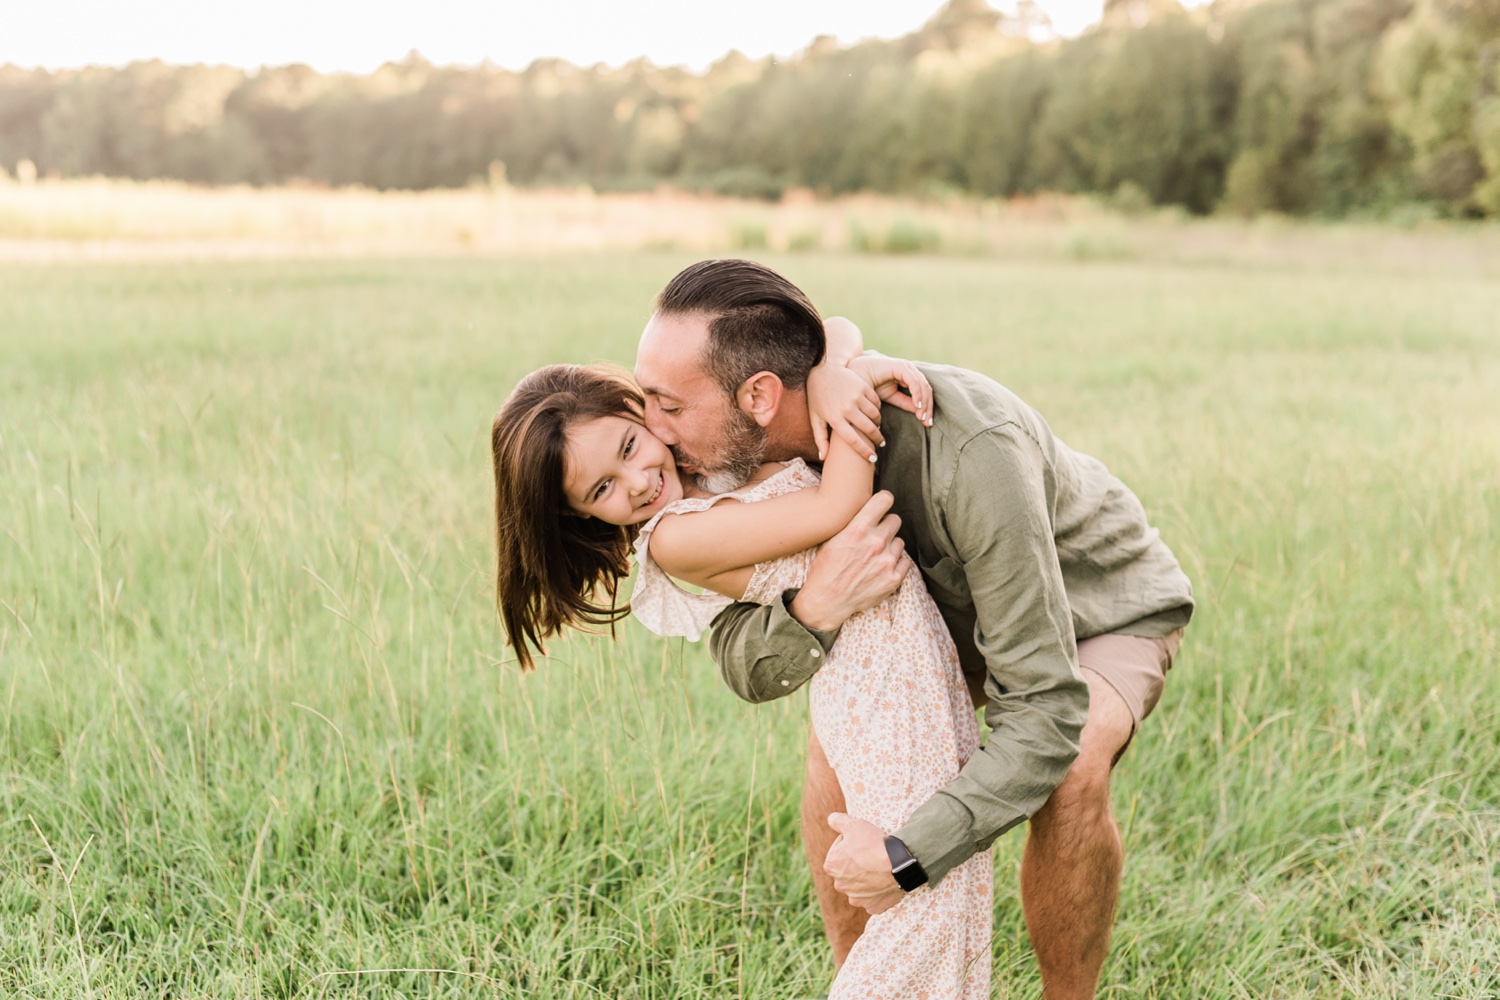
[593, 480, 610, 502]
[624, 436, 635, 458]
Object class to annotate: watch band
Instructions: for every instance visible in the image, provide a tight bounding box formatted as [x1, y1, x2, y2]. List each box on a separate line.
[884, 835, 929, 892]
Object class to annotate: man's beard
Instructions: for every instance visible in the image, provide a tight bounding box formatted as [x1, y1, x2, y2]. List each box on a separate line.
[685, 408, 768, 494]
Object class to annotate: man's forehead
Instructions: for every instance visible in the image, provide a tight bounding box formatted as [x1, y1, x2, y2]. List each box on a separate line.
[636, 312, 713, 394]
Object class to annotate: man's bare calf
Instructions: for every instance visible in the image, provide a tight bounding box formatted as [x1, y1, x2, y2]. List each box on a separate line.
[1021, 668, 1137, 1000]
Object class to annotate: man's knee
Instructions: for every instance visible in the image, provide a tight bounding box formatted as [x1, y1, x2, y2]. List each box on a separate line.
[1034, 673, 1133, 833]
[1032, 750, 1106, 837]
[1039, 750, 1112, 826]
[1077, 668, 1137, 770]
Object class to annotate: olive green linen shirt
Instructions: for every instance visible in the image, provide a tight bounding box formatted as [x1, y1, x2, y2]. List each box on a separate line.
[708, 363, 1194, 884]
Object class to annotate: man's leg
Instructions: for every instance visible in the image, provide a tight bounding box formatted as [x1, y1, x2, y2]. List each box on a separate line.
[803, 725, 868, 967]
[1021, 669, 1133, 999]
[1022, 629, 1179, 1000]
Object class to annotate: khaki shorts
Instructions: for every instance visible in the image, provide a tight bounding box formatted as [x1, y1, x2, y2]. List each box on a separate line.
[1076, 628, 1184, 732]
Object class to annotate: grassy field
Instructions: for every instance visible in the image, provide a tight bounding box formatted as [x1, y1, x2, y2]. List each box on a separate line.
[1, 248, 1498, 998]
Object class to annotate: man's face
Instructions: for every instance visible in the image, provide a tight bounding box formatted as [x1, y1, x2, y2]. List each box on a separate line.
[635, 311, 768, 493]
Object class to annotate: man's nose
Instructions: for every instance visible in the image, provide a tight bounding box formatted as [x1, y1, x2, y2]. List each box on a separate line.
[644, 405, 678, 446]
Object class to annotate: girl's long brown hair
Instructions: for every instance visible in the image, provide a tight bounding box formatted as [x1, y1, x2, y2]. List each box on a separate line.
[491, 364, 644, 670]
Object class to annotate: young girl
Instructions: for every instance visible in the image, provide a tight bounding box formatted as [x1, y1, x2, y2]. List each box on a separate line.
[491, 360, 992, 999]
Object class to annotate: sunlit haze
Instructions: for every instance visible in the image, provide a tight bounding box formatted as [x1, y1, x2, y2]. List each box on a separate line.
[10, 0, 1211, 74]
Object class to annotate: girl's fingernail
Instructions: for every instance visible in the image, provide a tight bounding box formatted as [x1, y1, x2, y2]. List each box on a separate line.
[868, 454, 877, 463]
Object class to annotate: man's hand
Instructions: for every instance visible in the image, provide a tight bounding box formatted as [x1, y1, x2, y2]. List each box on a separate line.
[824, 813, 904, 915]
[789, 492, 912, 632]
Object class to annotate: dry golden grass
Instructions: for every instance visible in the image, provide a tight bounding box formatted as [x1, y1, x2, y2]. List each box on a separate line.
[2, 176, 1499, 276]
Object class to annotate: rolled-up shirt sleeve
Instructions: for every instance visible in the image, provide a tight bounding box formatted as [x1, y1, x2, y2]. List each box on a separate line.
[893, 424, 1090, 884]
[708, 589, 841, 704]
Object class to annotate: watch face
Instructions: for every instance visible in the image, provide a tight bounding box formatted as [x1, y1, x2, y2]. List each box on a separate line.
[884, 835, 926, 890]
[889, 858, 926, 891]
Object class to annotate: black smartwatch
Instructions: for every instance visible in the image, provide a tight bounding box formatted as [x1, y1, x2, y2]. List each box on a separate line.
[884, 835, 929, 892]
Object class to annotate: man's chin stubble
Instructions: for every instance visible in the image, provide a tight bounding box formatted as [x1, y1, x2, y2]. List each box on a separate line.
[696, 467, 753, 495]
[691, 411, 768, 495]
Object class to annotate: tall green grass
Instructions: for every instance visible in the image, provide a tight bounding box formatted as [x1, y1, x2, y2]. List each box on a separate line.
[2, 252, 1497, 997]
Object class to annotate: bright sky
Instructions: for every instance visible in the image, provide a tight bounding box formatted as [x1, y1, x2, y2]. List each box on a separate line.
[7, 0, 1210, 74]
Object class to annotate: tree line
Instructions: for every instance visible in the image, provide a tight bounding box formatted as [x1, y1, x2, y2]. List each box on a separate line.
[2, 0, 1498, 217]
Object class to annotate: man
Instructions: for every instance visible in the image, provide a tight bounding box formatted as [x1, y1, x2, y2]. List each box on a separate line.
[634, 259, 1193, 1000]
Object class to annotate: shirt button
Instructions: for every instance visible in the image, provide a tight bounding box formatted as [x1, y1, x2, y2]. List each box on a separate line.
[781, 679, 791, 687]
[810, 649, 821, 658]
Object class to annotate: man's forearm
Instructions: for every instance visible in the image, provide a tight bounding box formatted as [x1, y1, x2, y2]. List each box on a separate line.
[708, 591, 841, 704]
[890, 425, 1093, 882]
[893, 672, 1086, 883]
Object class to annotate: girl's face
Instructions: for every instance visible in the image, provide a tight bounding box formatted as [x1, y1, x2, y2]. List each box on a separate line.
[562, 415, 683, 526]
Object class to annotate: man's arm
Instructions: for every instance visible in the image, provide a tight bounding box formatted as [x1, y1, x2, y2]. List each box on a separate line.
[709, 491, 913, 702]
[708, 594, 838, 703]
[891, 424, 1090, 884]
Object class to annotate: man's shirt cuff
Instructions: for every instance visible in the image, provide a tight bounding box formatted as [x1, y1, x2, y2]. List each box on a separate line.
[892, 797, 978, 887]
[755, 588, 838, 693]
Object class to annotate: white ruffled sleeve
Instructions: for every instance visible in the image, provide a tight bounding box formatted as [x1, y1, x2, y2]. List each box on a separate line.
[629, 501, 735, 641]
[628, 463, 816, 642]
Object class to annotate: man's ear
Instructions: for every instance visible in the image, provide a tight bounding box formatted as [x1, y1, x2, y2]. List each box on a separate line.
[736, 371, 784, 427]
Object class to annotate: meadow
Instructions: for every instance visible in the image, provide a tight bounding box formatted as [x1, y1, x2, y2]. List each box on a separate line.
[1, 233, 1498, 996]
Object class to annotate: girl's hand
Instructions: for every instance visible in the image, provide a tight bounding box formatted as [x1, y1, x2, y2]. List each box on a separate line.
[808, 362, 884, 462]
[849, 355, 933, 426]
[808, 355, 934, 462]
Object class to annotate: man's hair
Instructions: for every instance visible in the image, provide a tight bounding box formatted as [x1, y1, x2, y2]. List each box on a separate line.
[653, 259, 825, 396]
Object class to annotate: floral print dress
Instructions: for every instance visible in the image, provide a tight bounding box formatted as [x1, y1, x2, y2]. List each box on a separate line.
[632, 459, 992, 999]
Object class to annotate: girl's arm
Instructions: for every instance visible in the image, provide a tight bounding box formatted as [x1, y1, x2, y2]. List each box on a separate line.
[647, 434, 875, 599]
[823, 315, 865, 368]
[808, 318, 932, 461]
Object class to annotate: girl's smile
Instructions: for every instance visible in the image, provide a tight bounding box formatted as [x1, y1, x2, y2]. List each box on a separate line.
[562, 415, 682, 526]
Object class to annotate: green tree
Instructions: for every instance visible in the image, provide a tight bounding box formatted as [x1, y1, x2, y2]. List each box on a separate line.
[1034, 2, 1233, 211]
[1220, 0, 1320, 214]
[1307, 0, 1415, 213]
[1379, 0, 1500, 212]
[2, 0, 1497, 215]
